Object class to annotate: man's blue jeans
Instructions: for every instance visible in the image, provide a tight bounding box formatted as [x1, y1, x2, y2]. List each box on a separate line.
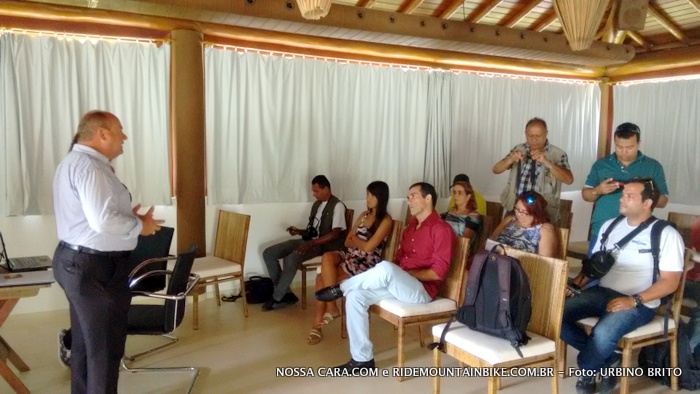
[560, 286, 656, 372]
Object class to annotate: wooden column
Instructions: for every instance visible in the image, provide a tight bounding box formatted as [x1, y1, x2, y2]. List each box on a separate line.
[597, 78, 613, 159]
[170, 29, 206, 256]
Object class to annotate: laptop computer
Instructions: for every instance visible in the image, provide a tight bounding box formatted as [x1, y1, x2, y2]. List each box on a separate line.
[0, 269, 54, 287]
[0, 232, 53, 272]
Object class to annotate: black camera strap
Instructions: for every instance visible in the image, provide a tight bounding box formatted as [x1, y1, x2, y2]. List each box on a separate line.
[600, 215, 657, 252]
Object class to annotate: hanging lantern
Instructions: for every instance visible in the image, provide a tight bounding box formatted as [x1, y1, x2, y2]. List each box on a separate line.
[553, 0, 611, 51]
[296, 0, 332, 20]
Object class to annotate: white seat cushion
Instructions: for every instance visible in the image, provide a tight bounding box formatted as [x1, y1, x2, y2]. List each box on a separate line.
[375, 297, 456, 317]
[302, 256, 322, 267]
[191, 255, 242, 278]
[577, 316, 677, 339]
[431, 321, 554, 365]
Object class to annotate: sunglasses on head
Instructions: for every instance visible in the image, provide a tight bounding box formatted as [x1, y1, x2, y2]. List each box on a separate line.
[519, 192, 536, 205]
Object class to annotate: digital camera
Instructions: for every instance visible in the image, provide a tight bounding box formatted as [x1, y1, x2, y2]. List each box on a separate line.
[301, 225, 318, 241]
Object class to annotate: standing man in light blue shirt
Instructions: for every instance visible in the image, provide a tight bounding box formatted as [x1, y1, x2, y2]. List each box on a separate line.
[52, 110, 163, 394]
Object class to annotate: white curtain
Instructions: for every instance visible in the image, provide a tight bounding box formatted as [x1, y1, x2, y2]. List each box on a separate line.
[205, 48, 602, 204]
[205, 48, 431, 204]
[0, 33, 171, 215]
[613, 79, 700, 205]
[423, 71, 453, 196]
[450, 74, 601, 198]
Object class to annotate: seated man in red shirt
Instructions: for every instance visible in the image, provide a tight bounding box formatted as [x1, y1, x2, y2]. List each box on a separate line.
[685, 216, 700, 302]
[316, 182, 455, 372]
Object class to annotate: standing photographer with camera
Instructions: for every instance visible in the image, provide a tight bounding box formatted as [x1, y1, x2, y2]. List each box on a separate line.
[262, 175, 347, 311]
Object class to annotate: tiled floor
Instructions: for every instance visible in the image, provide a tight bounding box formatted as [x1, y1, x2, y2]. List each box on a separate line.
[0, 287, 685, 394]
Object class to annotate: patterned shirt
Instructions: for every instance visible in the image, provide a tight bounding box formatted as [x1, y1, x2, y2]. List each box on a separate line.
[494, 221, 543, 254]
[442, 211, 481, 251]
[507, 140, 571, 196]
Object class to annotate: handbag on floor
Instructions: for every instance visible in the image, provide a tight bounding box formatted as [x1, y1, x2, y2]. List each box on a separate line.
[244, 275, 274, 304]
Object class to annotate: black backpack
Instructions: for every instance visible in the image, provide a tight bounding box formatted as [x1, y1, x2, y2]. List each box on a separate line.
[430, 245, 532, 357]
[638, 319, 700, 390]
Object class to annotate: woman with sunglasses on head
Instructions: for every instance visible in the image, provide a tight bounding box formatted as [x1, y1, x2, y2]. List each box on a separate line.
[488, 191, 556, 257]
[442, 180, 482, 249]
[307, 181, 393, 345]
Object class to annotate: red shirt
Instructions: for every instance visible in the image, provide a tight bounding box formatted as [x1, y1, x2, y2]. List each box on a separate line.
[395, 210, 455, 299]
[688, 217, 700, 282]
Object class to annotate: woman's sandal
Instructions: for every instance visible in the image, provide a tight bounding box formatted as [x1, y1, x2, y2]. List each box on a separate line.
[321, 312, 340, 326]
[307, 328, 322, 345]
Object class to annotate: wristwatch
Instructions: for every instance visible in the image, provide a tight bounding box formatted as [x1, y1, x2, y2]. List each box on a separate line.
[631, 294, 643, 307]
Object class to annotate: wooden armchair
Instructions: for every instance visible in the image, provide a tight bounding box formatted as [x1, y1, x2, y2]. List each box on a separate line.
[369, 237, 471, 380]
[340, 219, 404, 339]
[557, 227, 570, 261]
[485, 201, 504, 222]
[668, 212, 700, 315]
[431, 248, 568, 394]
[477, 215, 497, 252]
[667, 212, 699, 246]
[299, 208, 354, 309]
[557, 199, 573, 229]
[557, 251, 693, 394]
[189, 210, 250, 330]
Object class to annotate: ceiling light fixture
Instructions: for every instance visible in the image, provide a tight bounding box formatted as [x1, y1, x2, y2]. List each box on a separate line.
[295, 0, 331, 20]
[553, 0, 611, 51]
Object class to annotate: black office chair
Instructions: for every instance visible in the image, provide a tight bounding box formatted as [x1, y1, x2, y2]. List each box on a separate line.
[127, 226, 174, 292]
[122, 244, 200, 394]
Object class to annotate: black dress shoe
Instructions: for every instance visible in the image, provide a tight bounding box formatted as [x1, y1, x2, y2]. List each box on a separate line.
[334, 358, 375, 374]
[262, 295, 298, 312]
[315, 284, 343, 302]
[282, 292, 299, 304]
[261, 299, 276, 311]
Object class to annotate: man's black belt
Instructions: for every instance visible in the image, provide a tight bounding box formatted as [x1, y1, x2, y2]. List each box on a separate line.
[59, 241, 130, 257]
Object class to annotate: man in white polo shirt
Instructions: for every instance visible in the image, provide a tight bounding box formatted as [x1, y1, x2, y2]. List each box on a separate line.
[562, 178, 684, 394]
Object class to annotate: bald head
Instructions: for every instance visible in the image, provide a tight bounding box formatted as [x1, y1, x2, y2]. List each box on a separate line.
[74, 111, 117, 143]
[73, 110, 127, 160]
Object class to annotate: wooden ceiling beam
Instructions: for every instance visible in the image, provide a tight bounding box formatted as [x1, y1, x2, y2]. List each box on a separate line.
[647, 3, 687, 42]
[613, 30, 627, 44]
[688, 0, 700, 13]
[438, 0, 466, 19]
[400, 0, 425, 14]
[531, 10, 557, 32]
[626, 31, 652, 51]
[598, 1, 617, 43]
[467, 0, 504, 23]
[358, 0, 377, 8]
[503, 0, 543, 28]
[606, 45, 700, 80]
[0, 0, 633, 73]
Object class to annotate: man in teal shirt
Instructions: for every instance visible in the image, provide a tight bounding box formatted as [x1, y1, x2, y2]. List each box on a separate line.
[582, 122, 669, 254]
